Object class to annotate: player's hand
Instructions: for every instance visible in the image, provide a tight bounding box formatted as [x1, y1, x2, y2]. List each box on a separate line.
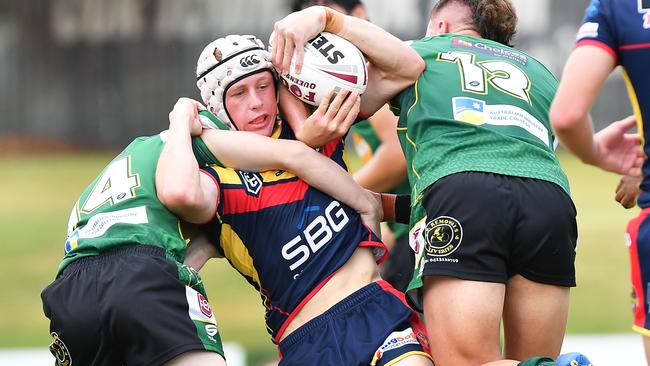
[593, 115, 644, 176]
[296, 88, 360, 148]
[615, 174, 641, 209]
[169, 97, 204, 136]
[271, 6, 327, 75]
[359, 189, 382, 238]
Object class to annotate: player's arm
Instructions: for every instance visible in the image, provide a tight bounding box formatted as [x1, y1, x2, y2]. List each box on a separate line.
[156, 98, 219, 224]
[353, 105, 407, 192]
[550, 46, 642, 175]
[271, 6, 424, 117]
[198, 128, 381, 234]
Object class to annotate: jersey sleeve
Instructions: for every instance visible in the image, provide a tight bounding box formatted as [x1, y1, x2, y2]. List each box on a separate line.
[191, 136, 224, 167]
[575, 0, 618, 61]
[191, 109, 230, 167]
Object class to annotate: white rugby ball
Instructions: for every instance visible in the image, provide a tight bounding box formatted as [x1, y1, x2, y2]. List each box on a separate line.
[274, 32, 368, 106]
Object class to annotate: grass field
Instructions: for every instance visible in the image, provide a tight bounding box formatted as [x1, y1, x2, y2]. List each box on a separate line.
[0, 150, 638, 365]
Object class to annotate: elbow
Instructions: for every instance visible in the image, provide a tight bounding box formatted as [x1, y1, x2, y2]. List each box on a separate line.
[549, 102, 583, 136]
[158, 186, 200, 213]
[283, 141, 311, 168]
[411, 54, 425, 81]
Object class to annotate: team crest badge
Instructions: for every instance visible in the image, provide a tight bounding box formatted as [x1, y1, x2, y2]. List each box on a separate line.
[424, 216, 463, 257]
[197, 293, 213, 318]
[49, 332, 72, 366]
[237, 171, 263, 196]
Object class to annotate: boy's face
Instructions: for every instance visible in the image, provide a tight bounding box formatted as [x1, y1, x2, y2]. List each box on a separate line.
[225, 71, 277, 136]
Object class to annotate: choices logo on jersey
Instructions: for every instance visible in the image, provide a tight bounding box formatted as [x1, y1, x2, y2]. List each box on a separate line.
[237, 171, 263, 196]
[639, 0, 650, 12]
[424, 216, 463, 257]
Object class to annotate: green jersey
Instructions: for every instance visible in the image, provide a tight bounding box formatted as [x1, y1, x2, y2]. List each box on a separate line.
[59, 130, 221, 277]
[350, 120, 410, 239]
[390, 35, 570, 224]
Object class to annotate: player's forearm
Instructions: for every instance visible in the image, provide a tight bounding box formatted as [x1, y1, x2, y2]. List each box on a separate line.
[329, 10, 424, 115]
[354, 145, 407, 192]
[335, 12, 423, 87]
[285, 143, 378, 217]
[157, 120, 212, 222]
[553, 114, 599, 165]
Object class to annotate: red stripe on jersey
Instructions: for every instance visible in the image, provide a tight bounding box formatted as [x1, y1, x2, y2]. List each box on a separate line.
[576, 39, 618, 63]
[620, 42, 650, 50]
[359, 240, 388, 265]
[321, 139, 341, 158]
[221, 180, 309, 215]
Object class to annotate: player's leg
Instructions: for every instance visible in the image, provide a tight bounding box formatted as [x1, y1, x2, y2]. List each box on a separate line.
[164, 350, 227, 366]
[505, 177, 577, 360]
[109, 247, 225, 365]
[416, 172, 515, 366]
[423, 276, 505, 366]
[502, 275, 569, 360]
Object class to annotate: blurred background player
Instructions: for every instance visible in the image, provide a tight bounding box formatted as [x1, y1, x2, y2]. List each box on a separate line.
[290, 0, 413, 292]
[549, 0, 648, 362]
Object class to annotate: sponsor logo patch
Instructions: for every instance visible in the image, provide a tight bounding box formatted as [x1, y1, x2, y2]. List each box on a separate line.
[49, 332, 72, 366]
[205, 323, 219, 337]
[239, 54, 260, 68]
[371, 328, 419, 365]
[424, 216, 463, 257]
[450, 38, 528, 66]
[453, 97, 485, 125]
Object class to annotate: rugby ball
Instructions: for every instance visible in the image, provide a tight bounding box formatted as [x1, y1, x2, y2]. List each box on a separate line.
[274, 32, 368, 106]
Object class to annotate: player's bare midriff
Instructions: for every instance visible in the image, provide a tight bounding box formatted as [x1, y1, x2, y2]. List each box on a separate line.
[280, 246, 381, 341]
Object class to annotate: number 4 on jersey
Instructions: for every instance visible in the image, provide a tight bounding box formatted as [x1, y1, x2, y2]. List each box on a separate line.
[81, 156, 140, 213]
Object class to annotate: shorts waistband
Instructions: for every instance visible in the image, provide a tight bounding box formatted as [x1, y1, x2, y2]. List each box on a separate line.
[280, 281, 382, 349]
[62, 244, 165, 276]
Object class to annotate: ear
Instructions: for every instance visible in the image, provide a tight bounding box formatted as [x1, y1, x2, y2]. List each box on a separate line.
[350, 4, 368, 21]
[426, 18, 449, 36]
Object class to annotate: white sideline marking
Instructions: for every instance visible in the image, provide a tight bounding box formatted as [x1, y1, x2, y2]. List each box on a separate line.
[560, 333, 646, 365]
[0, 335, 646, 365]
[0, 342, 246, 366]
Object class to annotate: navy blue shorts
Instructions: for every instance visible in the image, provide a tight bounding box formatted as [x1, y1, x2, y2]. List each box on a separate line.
[278, 280, 431, 366]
